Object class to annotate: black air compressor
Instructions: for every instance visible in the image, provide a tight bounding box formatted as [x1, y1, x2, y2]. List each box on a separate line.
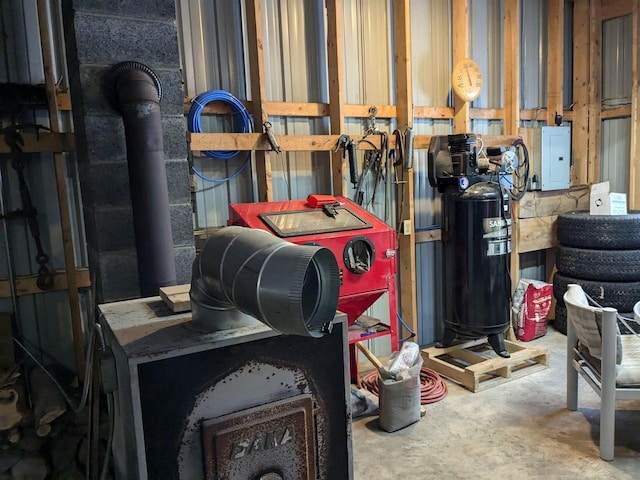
[428, 134, 528, 357]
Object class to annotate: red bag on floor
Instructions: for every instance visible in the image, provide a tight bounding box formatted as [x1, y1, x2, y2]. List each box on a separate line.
[512, 279, 552, 342]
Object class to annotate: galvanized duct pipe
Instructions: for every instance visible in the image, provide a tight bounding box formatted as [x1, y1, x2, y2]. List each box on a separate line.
[190, 226, 340, 337]
[102, 61, 176, 296]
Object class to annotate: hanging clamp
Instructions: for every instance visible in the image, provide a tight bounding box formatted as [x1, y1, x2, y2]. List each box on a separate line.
[335, 134, 358, 187]
[263, 121, 281, 153]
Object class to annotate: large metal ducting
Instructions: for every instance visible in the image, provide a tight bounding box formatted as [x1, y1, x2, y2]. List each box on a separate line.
[190, 226, 340, 337]
[102, 61, 177, 297]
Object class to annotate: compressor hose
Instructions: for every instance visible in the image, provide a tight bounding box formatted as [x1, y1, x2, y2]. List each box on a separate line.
[360, 367, 448, 405]
[187, 89, 253, 182]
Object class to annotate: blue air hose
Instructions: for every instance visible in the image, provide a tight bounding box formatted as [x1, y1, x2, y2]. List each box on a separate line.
[187, 89, 253, 182]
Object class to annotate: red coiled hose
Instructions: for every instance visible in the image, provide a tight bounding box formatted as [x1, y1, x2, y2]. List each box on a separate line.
[360, 367, 448, 404]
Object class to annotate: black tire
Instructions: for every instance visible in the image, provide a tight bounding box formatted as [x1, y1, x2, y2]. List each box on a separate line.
[556, 245, 640, 281]
[557, 210, 640, 249]
[553, 272, 640, 313]
[553, 303, 636, 336]
[553, 304, 567, 335]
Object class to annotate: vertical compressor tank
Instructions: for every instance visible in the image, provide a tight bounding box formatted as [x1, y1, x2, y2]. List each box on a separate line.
[441, 181, 511, 357]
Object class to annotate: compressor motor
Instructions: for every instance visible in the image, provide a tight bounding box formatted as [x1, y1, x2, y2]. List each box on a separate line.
[428, 134, 529, 357]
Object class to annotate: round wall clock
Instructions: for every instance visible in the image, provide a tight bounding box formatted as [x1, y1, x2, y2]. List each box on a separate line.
[452, 59, 484, 102]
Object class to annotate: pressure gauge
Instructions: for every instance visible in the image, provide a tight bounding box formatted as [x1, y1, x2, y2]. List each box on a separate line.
[452, 59, 484, 102]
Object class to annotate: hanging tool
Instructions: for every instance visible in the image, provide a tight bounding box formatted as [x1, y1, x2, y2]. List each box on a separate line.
[335, 134, 358, 187]
[263, 121, 281, 153]
[1, 124, 54, 290]
[392, 127, 414, 233]
[353, 107, 389, 211]
[391, 126, 414, 169]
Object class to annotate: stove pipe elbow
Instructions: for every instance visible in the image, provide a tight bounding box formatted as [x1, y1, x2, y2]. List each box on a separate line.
[190, 226, 340, 337]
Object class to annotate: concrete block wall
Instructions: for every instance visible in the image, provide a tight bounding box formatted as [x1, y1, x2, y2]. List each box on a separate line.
[62, 0, 194, 302]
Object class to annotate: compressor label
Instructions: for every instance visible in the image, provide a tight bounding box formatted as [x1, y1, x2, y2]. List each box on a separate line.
[483, 217, 510, 256]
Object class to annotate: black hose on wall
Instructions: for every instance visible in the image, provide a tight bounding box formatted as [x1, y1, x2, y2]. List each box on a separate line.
[190, 226, 340, 337]
[103, 61, 176, 296]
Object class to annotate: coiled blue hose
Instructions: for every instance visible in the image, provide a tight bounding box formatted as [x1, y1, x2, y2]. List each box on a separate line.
[188, 89, 253, 182]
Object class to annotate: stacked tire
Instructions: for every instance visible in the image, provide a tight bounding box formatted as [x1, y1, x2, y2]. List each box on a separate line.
[552, 210, 640, 334]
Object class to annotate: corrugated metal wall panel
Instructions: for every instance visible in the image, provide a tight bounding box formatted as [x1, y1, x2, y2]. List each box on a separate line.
[470, 0, 503, 134]
[410, 0, 451, 346]
[0, 0, 86, 371]
[601, 15, 631, 194]
[342, 0, 396, 355]
[520, 0, 547, 109]
[261, 0, 330, 201]
[602, 15, 632, 104]
[470, 0, 503, 110]
[601, 118, 631, 194]
[178, 0, 253, 230]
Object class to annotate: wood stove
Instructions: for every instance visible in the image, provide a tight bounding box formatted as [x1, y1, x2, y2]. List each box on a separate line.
[99, 298, 352, 479]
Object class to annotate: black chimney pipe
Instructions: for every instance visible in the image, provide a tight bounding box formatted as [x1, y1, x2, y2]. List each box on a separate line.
[102, 62, 177, 296]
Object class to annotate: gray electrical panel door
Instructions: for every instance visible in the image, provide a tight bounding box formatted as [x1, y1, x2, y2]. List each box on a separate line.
[541, 126, 571, 191]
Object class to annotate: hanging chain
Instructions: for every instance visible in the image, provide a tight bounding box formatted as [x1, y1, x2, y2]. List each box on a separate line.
[2, 124, 54, 290]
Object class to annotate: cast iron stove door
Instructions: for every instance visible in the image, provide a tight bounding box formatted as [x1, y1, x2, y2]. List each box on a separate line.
[201, 394, 316, 480]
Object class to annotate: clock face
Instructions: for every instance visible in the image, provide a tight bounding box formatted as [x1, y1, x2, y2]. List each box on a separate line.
[452, 59, 484, 102]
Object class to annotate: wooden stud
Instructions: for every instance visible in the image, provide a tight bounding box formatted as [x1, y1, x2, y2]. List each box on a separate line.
[0, 269, 91, 299]
[326, 0, 347, 196]
[516, 216, 559, 253]
[601, 0, 633, 20]
[572, 0, 590, 186]
[245, 0, 272, 202]
[503, 0, 520, 136]
[471, 108, 505, 119]
[587, 0, 602, 185]
[190, 133, 387, 152]
[547, 0, 564, 126]
[0, 133, 74, 154]
[452, 0, 470, 133]
[415, 229, 441, 244]
[190, 132, 518, 153]
[517, 188, 590, 219]
[413, 106, 452, 119]
[630, 1, 640, 209]
[393, 0, 418, 342]
[504, 0, 520, 340]
[56, 91, 71, 111]
[37, 0, 85, 379]
[601, 105, 632, 119]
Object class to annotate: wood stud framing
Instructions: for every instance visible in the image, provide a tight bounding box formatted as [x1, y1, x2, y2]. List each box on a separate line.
[547, 0, 564, 127]
[572, 0, 590, 186]
[503, 0, 520, 341]
[326, 0, 347, 197]
[452, 0, 470, 133]
[245, 0, 272, 202]
[393, 0, 418, 343]
[37, 0, 86, 378]
[587, 0, 602, 185]
[631, 1, 640, 209]
[186, 0, 636, 342]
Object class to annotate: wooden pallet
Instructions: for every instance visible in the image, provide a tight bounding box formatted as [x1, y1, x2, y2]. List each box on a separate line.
[421, 338, 549, 393]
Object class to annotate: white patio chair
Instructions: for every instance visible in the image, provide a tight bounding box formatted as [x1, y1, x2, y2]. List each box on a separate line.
[564, 283, 640, 461]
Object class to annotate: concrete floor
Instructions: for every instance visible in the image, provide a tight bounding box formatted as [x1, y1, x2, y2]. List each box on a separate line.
[352, 327, 640, 479]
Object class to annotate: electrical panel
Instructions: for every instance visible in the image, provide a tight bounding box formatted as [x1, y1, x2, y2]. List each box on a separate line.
[519, 126, 571, 191]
